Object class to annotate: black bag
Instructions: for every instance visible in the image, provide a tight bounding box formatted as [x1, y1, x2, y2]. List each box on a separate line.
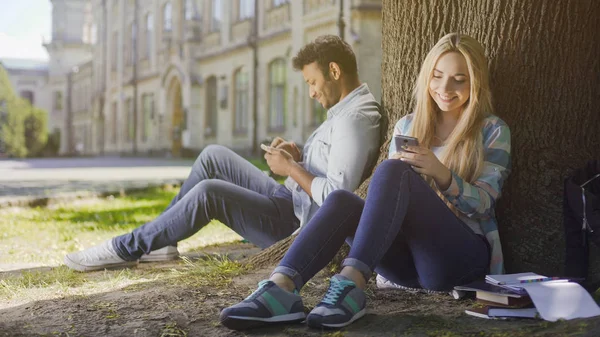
[564, 160, 600, 284]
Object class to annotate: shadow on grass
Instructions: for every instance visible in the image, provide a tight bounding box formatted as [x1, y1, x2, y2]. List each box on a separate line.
[44, 188, 176, 232]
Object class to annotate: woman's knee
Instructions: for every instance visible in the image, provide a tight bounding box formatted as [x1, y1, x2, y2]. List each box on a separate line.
[375, 159, 412, 177]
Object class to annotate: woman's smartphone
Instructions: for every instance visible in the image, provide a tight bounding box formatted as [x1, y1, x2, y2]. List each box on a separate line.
[393, 135, 419, 152]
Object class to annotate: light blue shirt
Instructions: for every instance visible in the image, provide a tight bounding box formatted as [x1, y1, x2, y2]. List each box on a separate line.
[285, 83, 381, 227]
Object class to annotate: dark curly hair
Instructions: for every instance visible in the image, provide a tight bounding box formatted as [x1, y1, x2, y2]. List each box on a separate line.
[292, 35, 358, 79]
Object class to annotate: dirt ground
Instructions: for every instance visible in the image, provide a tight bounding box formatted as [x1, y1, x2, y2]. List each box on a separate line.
[1, 242, 599, 337]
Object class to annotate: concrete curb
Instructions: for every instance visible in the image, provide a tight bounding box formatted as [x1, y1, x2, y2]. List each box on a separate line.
[0, 179, 184, 209]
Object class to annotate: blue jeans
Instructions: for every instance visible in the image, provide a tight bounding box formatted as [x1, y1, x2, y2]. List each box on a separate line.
[112, 145, 299, 260]
[273, 159, 490, 291]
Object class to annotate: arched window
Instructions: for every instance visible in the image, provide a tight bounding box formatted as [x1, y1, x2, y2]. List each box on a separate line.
[233, 68, 249, 133]
[268, 58, 287, 131]
[311, 97, 326, 126]
[210, 0, 222, 32]
[163, 2, 172, 32]
[239, 0, 255, 20]
[185, 0, 197, 20]
[145, 13, 154, 59]
[20, 90, 35, 105]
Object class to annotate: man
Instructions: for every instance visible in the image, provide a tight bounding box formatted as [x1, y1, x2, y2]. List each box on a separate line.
[64, 35, 381, 272]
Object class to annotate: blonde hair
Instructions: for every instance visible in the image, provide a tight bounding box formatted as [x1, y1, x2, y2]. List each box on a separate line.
[410, 33, 492, 188]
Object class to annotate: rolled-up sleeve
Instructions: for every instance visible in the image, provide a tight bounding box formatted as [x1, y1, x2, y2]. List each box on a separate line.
[441, 123, 511, 218]
[311, 114, 379, 206]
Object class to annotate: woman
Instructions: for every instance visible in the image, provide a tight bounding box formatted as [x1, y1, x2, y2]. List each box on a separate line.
[220, 33, 511, 330]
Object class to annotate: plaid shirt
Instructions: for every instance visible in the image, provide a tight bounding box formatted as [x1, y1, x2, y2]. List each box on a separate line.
[389, 114, 512, 274]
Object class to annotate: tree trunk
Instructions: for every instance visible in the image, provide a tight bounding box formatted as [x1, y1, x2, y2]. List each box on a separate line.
[381, 0, 600, 279]
[247, 0, 600, 279]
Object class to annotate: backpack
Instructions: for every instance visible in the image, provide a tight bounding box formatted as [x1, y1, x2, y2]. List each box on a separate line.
[564, 160, 600, 288]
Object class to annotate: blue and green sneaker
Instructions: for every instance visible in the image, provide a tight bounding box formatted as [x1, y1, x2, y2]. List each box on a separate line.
[220, 280, 306, 330]
[306, 274, 366, 328]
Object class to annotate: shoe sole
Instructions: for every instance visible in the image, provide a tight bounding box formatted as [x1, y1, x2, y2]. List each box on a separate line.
[220, 312, 306, 330]
[64, 255, 138, 272]
[307, 308, 366, 329]
[139, 253, 180, 262]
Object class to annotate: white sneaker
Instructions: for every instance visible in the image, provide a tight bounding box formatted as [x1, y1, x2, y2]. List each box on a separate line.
[139, 246, 180, 262]
[375, 274, 447, 295]
[64, 240, 138, 272]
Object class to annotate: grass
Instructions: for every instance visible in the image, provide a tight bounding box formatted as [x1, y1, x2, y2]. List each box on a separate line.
[0, 186, 247, 307]
[174, 254, 249, 288]
[0, 186, 241, 267]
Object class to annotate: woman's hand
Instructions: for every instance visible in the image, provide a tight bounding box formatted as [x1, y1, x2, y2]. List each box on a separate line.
[395, 145, 453, 190]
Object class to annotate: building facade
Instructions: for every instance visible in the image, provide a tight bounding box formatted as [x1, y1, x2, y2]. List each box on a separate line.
[47, 0, 383, 156]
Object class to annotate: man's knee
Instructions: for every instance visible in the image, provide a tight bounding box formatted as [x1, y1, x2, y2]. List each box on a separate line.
[196, 144, 226, 163]
[187, 179, 225, 203]
[192, 145, 232, 173]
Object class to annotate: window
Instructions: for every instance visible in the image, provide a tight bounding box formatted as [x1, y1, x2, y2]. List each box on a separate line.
[163, 2, 172, 32]
[125, 98, 134, 142]
[210, 0, 222, 32]
[111, 31, 118, 70]
[54, 91, 63, 110]
[205, 76, 218, 136]
[90, 24, 97, 45]
[145, 14, 153, 59]
[311, 98, 327, 126]
[233, 69, 249, 133]
[185, 0, 196, 20]
[129, 23, 137, 65]
[239, 0, 254, 20]
[272, 0, 289, 7]
[142, 94, 154, 142]
[268, 59, 286, 131]
[20, 90, 35, 105]
[111, 102, 118, 144]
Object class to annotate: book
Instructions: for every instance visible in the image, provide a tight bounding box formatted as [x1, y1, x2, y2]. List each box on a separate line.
[485, 272, 568, 293]
[476, 292, 532, 307]
[454, 280, 526, 296]
[465, 305, 539, 320]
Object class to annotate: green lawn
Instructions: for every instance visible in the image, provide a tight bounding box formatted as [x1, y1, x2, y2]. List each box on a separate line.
[0, 186, 242, 268]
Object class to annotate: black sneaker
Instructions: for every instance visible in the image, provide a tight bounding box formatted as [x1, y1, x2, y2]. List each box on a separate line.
[220, 280, 306, 330]
[306, 274, 366, 329]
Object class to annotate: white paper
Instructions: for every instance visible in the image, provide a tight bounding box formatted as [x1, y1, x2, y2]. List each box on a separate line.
[521, 281, 600, 321]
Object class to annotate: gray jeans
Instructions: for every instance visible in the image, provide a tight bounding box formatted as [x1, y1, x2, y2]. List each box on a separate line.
[112, 145, 299, 261]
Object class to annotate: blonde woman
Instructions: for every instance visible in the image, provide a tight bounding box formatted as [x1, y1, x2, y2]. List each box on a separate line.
[220, 33, 511, 330]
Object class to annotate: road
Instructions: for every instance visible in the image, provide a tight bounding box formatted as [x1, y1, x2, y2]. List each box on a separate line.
[0, 157, 195, 199]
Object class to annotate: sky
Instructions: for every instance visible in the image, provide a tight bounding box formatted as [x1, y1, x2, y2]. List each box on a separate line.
[0, 0, 52, 60]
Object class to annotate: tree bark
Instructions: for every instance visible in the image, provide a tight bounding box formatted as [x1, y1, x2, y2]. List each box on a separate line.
[381, 0, 600, 279]
[247, 0, 600, 280]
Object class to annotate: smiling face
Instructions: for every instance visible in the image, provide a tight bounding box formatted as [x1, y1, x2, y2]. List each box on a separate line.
[301, 61, 342, 110]
[428, 51, 471, 116]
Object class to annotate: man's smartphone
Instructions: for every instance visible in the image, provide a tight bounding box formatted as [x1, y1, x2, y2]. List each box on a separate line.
[393, 135, 419, 152]
[260, 143, 273, 152]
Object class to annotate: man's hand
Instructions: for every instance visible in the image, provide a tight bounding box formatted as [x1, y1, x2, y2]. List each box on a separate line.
[264, 147, 296, 176]
[270, 137, 302, 162]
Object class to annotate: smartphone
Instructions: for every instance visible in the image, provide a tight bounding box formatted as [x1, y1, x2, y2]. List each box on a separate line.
[393, 135, 419, 152]
[260, 144, 273, 152]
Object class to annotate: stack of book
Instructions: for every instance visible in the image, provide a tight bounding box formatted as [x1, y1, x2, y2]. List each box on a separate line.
[456, 272, 600, 321]
[455, 275, 539, 319]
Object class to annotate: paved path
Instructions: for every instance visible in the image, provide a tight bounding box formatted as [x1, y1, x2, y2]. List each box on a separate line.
[0, 157, 195, 204]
